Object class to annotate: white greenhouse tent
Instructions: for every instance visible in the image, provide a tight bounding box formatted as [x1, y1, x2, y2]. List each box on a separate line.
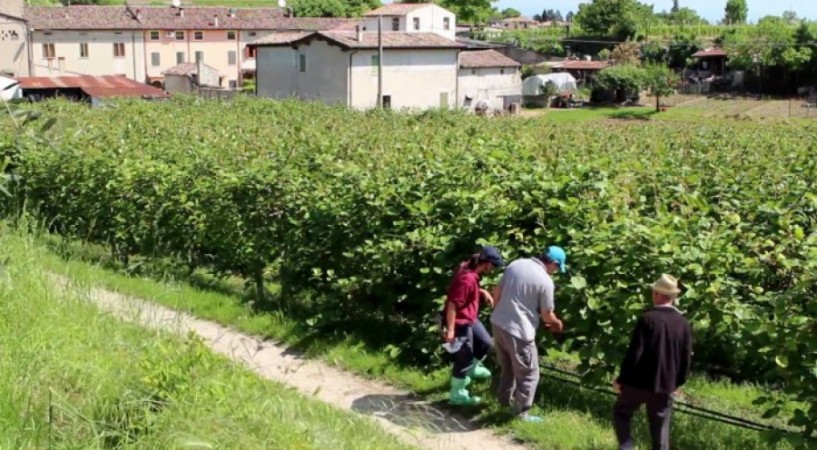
[0, 75, 22, 101]
[522, 73, 578, 96]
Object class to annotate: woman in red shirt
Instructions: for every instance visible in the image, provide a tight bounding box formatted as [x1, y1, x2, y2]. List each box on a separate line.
[443, 245, 504, 406]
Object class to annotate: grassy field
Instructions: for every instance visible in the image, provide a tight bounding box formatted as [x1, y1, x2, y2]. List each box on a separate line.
[0, 226, 415, 450]
[36, 232, 797, 450]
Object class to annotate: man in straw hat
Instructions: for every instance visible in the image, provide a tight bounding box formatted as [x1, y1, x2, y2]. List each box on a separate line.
[612, 274, 693, 450]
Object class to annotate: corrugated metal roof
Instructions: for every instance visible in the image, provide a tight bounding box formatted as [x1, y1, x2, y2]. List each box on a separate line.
[16, 75, 169, 98]
[692, 48, 727, 58]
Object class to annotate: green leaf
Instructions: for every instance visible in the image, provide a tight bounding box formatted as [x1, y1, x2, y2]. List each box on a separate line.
[775, 355, 789, 369]
[570, 275, 588, 290]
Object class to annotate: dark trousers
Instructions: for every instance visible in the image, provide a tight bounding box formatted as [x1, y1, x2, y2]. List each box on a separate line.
[452, 320, 493, 378]
[613, 385, 673, 450]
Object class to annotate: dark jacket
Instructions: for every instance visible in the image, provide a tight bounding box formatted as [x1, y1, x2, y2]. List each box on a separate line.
[616, 305, 693, 394]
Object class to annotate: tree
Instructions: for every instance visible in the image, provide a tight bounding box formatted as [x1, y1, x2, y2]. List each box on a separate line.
[593, 64, 646, 103]
[643, 64, 679, 111]
[723, 0, 747, 25]
[667, 33, 701, 68]
[574, 0, 654, 39]
[501, 7, 521, 18]
[565, 11, 574, 22]
[610, 41, 641, 65]
[440, 0, 495, 24]
[782, 10, 799, 25]
[669, 7, 705, 25]
[290, 0, 380, 17]
[640, 41, 667, 64]
[671, 0, 679, 13]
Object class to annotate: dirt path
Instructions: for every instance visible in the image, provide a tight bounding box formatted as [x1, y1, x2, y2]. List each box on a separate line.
[51, 275, 528, 450]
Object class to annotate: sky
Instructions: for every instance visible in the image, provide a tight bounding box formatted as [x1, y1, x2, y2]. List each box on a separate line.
[493, 0, 817, 23]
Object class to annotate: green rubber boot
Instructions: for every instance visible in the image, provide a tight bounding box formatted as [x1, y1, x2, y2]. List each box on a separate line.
[466, 359, 491, 380]
[449, 377, 481, 406]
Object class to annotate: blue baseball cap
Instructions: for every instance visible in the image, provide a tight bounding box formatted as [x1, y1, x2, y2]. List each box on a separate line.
[479, 246, 505, 268]
[543, 246, 567, 273]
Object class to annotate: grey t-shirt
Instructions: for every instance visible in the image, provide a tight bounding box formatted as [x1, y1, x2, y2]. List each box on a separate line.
[490, 258, 555, 342]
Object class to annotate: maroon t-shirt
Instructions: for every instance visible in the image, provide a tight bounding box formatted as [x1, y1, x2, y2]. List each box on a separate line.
[444, 263, 481, 325]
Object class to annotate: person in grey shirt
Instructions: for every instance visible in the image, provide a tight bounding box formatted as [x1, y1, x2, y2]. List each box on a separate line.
[490, 246, 567, 423]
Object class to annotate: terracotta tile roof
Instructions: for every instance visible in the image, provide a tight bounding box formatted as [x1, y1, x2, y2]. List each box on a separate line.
[555, 60, 609, 70]
[251, 31, 312, 45]
[23, 5, 306, 30]
[252, 31, 465, 50]
[162, 62, 220, 76]
[16, 75, 169, 98]
[459, 49, 520, 68]
[692, 48, 727, 58]
[363, 3, 429, 16]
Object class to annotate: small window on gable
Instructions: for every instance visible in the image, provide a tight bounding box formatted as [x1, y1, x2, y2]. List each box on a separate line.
[80, 43, 89, 58]
[150, 30, 160, 40]
[392, 17, 399, 31]
[413, 17, 420, 30]
[501, 69, 505, 74]
[175, 31, 185, 40]
[249, 31, 257, 37]
[227, 30, 237, 40]
[443, 17, 450, 30]
[194, 31, 204, 40]
[113, 42, 125, 58]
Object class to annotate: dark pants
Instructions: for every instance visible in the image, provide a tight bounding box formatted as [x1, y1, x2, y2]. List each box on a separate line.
[613, 385, 673, 450]
[452, 320, 493, 378]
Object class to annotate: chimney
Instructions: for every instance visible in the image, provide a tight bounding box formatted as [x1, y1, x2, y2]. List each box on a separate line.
[228, 8, 236, 18]
[136, 9, 141, 20]
[179, 7, 184, 17]
[356, 25, 362, 42]
[214, 15, 219, 27]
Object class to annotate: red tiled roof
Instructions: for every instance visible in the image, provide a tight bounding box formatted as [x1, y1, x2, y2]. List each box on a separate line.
[252, 31, 465, 50]
[692, 48, 727, 58]
[555, 60, 609, 70]
[162, 62, 220, 76]
[459, 49, 520, 68]
[23, 5, 348, 31]
[16, 75, 169, 98]
[363, 3, 429, 16]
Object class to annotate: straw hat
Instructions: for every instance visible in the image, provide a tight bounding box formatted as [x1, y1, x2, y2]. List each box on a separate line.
[652, 274, 681, 297]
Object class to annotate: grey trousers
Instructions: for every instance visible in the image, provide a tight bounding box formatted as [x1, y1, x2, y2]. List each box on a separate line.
[613, 385, 673, 450]
[493, 326, 539, 414]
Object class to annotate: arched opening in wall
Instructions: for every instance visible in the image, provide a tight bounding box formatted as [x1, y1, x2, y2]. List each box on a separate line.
[150, 80, 164, 89]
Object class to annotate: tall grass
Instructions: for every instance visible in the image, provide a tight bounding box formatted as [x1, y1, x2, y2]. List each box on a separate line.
[0, 226, 415, 450]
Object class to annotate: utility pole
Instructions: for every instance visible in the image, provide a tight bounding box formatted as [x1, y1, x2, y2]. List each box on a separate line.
[377, 14, 383, 108]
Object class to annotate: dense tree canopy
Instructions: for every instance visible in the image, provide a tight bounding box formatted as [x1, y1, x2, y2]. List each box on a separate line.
[501, 7, 521, 18]
[574, 0, 653, 39]
[723, 0, 747, 25]
[290, 0, 380, 17]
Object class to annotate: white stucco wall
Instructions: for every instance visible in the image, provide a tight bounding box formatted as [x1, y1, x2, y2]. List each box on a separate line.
[0, 17, 29, 76]
[362, 4, 456, 40]
[350, 48, 458, 110]
[31, 30, 145, 81]
[458, 66, 521, 111]
[164, 74, 193, 93]
[256, 40, 348, 106]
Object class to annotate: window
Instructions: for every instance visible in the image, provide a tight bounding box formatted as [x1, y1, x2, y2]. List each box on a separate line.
[175, 31, 185, 40]
[391, 18, 399, 31]
[79, 43, 89, 59]
[229, 80, 238, 89]
[443, 17, 450, 30]
[194, 31, 204, 40]
[370, 54, 379, 75]
[113, 43, 125, 58]
[151, 52, 160, 67]
[500, 69, 505, 74]
[195, 51, 204, 63]
[176, 51, 185, 64]
[298, 54, 306, 73]
[227, 30, 236, 40]
[249, 31, 257, 37]
[439, 92, 448, 108]
[227, 50, 236, 66]
[42, 43, 55, 59]
[413, 17, 420, 30]
[150, 30, 160, 40]
[382, 95, 391, 109]
[245, 47, 257, 59]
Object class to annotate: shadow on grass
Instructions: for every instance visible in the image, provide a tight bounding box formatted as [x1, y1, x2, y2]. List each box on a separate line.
[607, 109, 659, 121]
[351, 394, 485, 434]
